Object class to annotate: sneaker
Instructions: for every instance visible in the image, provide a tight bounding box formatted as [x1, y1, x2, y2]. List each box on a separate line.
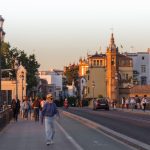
[46, 141, 50, 145]
[50, 140, 54, 144]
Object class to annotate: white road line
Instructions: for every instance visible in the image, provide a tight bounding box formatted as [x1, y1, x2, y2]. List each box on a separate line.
[56, 121, 84, 150]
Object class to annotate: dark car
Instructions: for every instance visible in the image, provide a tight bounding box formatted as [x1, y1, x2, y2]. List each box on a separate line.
[93, 98, 109, 110]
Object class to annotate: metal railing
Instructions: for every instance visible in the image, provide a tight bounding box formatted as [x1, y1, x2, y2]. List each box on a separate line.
[0, 107, 12, 131]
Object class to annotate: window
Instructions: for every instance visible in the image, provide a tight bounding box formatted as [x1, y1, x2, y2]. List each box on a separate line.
[126, 74, 128, 80]
[111, 58, 114, 65]
[141, 76, 147, 85]
[142, 56, 145, 60]
[141, 65, 146, 73]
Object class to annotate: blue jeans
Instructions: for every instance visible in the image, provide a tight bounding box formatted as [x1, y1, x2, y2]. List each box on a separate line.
[44, 116, 55, 141]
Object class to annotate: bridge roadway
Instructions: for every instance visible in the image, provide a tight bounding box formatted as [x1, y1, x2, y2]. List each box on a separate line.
[0, 112, 136, 150]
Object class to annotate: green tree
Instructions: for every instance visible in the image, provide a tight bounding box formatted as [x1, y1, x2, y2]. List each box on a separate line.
[1, 43, 40, 95]
[64, 64, 79, 85]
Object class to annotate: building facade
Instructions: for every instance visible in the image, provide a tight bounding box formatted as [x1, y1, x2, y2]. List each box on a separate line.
[78, 33, 133, 101]
[1, 65, 27, 103]
[38, 69, 63, 100]
[85, 52, 106, 98]
[126, 49, 150, 85]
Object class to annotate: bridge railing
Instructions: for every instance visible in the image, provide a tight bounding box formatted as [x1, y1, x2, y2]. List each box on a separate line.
[0, 107, 12, 131]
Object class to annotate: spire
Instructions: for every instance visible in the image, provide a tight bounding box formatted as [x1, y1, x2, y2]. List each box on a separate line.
[110, 33, 115, 45]
[109, 33, 116, 51]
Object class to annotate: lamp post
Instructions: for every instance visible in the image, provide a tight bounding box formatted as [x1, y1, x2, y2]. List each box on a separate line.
[0, 15, 5, 107]
[92, 80, 95, 99]
[14, 58, 19, 100]
[115, 72, 119, 106]
[20, 71, 24, 101]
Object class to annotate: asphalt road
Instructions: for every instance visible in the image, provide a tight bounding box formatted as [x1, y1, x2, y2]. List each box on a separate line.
[64, 107, 150, 145]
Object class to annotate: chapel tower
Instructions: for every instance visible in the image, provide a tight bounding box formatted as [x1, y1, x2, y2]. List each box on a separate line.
[106, 33, 119, 101]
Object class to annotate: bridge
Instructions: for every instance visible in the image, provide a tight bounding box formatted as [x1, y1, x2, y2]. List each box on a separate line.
[0, 108, 150, 150]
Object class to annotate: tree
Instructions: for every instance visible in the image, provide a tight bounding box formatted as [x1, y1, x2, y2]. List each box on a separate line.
[64, 64, 79, 85]
[1, 42, 40, 95]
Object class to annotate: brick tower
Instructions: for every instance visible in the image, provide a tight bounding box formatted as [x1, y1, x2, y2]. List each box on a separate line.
[106, 33, 119, 101]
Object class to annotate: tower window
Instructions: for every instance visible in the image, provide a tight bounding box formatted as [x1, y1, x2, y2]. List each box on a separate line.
[142, 56, 145, 60]
[111, 58, 114, 65]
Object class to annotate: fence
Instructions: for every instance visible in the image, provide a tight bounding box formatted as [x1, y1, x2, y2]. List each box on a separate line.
[0, 107, 12, 131]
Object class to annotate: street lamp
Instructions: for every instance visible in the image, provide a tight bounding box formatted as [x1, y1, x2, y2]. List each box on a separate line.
[115, 72, 119, 107]
[20, 71, 24, 101]
[14, 58, 19, 100]
[0, 15, 5, 107]
[92, 80, 95, 99]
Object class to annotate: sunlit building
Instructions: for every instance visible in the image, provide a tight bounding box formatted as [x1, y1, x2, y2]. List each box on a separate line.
[79, 33, 133, 101]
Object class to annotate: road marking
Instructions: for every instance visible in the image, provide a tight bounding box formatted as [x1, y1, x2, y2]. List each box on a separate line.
[56, 121, 84, 150]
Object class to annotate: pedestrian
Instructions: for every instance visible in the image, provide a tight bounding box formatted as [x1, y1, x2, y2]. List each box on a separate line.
[141, 96, 147, 111]
[39, 97, 46, 122]
[11, 98, 20, 122]
[64, 98, 69, 109]
[41, 93, 59, 145]
[125, 98, 129, 109]
[20, 100, 24, 118]
[130, 97, 136, 111]
[22, 97, 30, 120]
[121, 97, 125, 109]
[32, 96, 41, 122]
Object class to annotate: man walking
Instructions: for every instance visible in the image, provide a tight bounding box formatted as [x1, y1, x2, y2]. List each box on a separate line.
[11, 98, 20, 122]
[41, 93, 59, 145]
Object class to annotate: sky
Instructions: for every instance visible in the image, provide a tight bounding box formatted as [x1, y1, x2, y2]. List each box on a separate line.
[1, 0, 150, 70]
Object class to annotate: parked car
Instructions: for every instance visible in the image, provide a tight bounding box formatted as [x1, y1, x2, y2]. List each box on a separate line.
[93, 98, 109, 110]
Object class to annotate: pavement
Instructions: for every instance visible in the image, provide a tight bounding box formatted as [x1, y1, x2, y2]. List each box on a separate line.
[0, 111, 141, 150]
[111, 107, 150, 115]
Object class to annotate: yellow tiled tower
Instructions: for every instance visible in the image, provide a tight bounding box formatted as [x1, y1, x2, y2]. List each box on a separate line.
[106, 33, 119, 101]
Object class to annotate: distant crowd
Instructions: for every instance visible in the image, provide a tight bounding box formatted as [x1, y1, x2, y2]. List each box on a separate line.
[11, 96, 46, 122]
[120, 95, 149, 111]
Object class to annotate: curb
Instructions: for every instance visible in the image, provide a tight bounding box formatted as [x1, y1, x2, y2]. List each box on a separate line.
[114, 108, 150, 115]
[62, 110, 150, 150]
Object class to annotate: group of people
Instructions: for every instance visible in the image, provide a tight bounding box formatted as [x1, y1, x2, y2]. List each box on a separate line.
[121, 96, 148, 111]
[11, 94, 59, 146]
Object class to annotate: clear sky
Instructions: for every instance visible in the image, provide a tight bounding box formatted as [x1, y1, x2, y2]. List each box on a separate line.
[1, 0, 150, 70]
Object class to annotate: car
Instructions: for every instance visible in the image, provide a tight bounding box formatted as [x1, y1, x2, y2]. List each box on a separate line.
[93, 98, 109, 110]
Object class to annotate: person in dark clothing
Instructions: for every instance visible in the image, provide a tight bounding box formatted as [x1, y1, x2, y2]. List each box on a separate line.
[32, 97, 41, 122]
[11, 98, 20, 122]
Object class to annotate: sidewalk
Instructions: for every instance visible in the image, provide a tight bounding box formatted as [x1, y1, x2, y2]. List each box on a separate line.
[111, 107, 150, 115]
[0, 117, 80, 150]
